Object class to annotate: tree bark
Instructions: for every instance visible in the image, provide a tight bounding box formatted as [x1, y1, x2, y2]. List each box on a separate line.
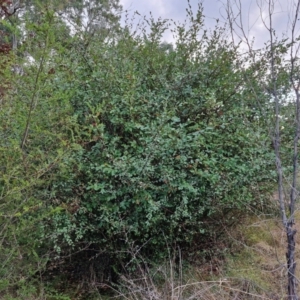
[287, 223, 298, 300]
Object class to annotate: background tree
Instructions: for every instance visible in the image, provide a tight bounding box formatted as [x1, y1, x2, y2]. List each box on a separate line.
[225, 0, 300, 298]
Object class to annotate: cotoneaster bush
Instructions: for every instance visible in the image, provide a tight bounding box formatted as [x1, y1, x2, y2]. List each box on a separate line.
[45, 8, 275, 267]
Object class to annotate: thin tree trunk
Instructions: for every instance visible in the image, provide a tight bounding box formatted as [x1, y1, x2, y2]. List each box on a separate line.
[224, 0, 300, 298]
[287, 223, 298, 300]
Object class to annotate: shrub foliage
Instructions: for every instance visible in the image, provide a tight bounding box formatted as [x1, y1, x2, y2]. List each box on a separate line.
[0, 0, 287, 295]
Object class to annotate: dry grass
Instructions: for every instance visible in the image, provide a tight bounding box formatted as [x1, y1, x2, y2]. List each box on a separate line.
[112, 257, 278, 299]
[108, 209, 300, 300]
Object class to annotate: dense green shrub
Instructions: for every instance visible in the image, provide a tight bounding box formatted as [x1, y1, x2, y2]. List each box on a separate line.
[1, 1, 299, 299]
[46, 9, 275, 263]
